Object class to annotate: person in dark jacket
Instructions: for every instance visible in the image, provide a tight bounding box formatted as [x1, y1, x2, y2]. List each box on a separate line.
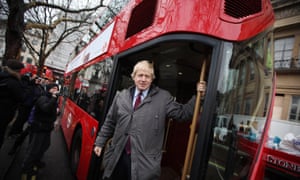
[8, 75, 46, 155]
[21, 83, 59, 177]
[93, 60, 206, 180]
[8, 73, 35, 136]
[0, 59, 24, 148]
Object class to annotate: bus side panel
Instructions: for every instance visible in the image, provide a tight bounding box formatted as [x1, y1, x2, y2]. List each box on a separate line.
[77, 113, 99, 179]
[60, 98, 99, 179]
[60, 99, 78, 150]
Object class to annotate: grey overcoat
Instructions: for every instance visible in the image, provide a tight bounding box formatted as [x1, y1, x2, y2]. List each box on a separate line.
[94, 85, 196, 180]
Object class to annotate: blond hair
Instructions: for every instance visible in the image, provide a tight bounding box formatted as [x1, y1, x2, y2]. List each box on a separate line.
[131, 60, 155, 79]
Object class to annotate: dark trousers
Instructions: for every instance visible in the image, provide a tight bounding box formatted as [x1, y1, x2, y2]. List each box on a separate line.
[0, 117, 10, 148]
[9, 125, 32, 154]
[22, 131, 51, 172]
[9, 105, 31, 136]
[108, 150, 131, 180]
[0, 111, 16, 148]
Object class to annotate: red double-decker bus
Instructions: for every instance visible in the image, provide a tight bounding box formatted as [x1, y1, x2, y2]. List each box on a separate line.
[59, 0, 299, 179]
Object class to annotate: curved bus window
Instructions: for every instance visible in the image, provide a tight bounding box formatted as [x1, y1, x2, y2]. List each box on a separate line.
[206, 32, 274, 179]
[68, 57, 114, 121]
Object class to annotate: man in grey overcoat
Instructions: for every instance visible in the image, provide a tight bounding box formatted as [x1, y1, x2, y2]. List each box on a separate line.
[94, 60, 206, 180]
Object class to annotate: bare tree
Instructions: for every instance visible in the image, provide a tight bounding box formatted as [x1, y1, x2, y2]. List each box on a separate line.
[3, 0, 24, 65]
[23, 0, 105, 75]
[2, 0, 112, 73]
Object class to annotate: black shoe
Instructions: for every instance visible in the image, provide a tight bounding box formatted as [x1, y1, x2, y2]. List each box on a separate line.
[21, 173, 37, 180]
[21, 167, 38, 180]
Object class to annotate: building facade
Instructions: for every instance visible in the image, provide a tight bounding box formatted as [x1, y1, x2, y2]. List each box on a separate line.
[272, 0, 300, 123]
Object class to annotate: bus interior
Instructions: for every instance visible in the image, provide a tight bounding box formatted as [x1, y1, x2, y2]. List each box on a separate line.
[114, 39, 213, 179]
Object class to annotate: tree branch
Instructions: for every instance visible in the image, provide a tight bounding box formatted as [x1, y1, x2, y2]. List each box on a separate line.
[25, 1, 105, 14]
[25, 18, 91, 30]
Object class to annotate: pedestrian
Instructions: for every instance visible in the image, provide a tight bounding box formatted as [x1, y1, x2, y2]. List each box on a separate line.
[0, 59, 24, 149]
[8, 73, 35, 137]
[21, 83, 60, 178]
[8, 76, 46, 155]
[93, 60, 206, 180]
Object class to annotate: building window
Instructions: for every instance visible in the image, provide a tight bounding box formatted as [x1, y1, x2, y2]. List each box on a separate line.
[21, 44, 26, 52]
[239, 62, 246, 85]
[244, 98, 252, 115]
[297, 44, 300, 68]
[289, 96, 300, 122]
[235, 101, 241, 114]
[0, 41, 4, 55]
[249, 61, 255, 80]
[32, 39, 38, 45]
[274, 37, 294, 69]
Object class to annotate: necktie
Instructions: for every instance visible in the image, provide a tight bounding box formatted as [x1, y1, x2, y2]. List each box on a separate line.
[134, 91, 143, 110]
[125, 91, 143, 154]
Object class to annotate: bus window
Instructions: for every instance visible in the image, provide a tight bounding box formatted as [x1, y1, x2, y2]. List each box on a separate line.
[206, 33, 274, 179]
[68, 57, 114, 121]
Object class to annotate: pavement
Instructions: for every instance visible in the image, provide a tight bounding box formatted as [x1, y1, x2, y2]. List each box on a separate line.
[0, 123, 75, 180]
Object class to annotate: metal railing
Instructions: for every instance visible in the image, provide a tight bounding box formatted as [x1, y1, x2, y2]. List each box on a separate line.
[274, 58, 300, 71]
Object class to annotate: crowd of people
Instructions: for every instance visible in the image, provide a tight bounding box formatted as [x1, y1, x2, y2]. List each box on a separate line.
[0, 59, 60, 179]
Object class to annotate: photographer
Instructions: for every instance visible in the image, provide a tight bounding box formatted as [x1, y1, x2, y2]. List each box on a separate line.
[21, 83, 60, 178]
